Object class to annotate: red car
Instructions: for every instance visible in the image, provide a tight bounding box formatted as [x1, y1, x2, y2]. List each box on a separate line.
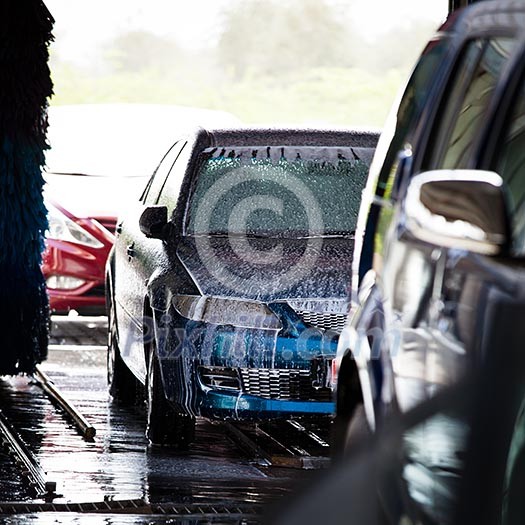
[42, 104, 239, 314]
[43, 182, 120, 315]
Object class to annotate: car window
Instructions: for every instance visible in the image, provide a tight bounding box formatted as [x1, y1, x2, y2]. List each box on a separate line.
[358, 38, 448, 282]
[374, 38, 449, 203]
[493, 73, 525, 256]
[428, 37, 516, 170]
[142, 141, 185, 205]
[157, 141, 193, 216]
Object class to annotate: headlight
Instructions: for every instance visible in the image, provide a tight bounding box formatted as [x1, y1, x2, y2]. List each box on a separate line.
[47, 203, 104, 249]
[46, 275, 86, 290]
[173, 295, 281, 330]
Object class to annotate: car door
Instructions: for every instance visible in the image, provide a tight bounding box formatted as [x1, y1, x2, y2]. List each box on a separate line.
[114, 140, 186, 381]
[466, 44, 525, 525]
[353, 28, 519, 420]
[374, 34, 525, 523]
[385, 35, 518, 410]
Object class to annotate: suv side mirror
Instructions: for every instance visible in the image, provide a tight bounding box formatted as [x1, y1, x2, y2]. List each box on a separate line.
[404, 170, 509, 256]
[139, 206, 168, 239]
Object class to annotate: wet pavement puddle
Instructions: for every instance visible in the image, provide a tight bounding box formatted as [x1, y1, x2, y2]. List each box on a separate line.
[0, 317, 315, 523]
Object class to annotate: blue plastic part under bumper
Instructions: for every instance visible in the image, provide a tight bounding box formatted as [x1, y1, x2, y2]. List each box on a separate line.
[198, 388, 335, 420]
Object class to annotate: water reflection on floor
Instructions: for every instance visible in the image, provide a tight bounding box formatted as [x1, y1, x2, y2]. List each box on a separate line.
[2, 514, 260, 525]
[0, 317, 306, 523]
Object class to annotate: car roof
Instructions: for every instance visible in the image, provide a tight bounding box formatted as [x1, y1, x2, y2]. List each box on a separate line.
[192, 126, 380, 149]
[441, 0, 525, 37]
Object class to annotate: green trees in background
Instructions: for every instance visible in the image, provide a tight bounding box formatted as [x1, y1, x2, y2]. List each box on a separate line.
[105, 31, 184, 73]
[217, 0, 349, 77]
[49, 0, 441, 128]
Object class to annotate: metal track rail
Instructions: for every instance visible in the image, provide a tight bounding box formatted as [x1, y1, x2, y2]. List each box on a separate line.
[225, 418, 332, 469]
[0, 410, 60, 500]
[0, 499, 262, 517]
[48, 344, 106, 352]
[33, 366, 96, 440]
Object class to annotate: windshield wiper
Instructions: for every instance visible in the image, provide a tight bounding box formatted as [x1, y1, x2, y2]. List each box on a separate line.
[191, 231, 355, 239]
[198, 232, 275, 239]
[46, 171, 146, 178]
[321, 231, 355, 238]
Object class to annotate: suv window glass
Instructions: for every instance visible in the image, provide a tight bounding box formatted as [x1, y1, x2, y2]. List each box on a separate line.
[426, 40, 484, 168]
[430, 38, 516, 170]
[493, 75, 525, 255]
[375, 38, 448, 202]
[142, 141, 184, 205]
[363, 38, 447, 281]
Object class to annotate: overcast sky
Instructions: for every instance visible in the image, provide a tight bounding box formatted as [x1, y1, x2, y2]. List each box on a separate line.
[44, 0, 448, 65]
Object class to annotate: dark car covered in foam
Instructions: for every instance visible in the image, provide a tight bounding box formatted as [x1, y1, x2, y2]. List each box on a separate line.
[106, 126, 378, 446]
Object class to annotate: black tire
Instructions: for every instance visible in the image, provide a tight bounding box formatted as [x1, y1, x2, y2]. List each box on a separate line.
[343, 404, 371, 455]
[331, 412, 350, 459]
[331, 355, 365, 458]
[332, 403, 370, 459]
[346, 405, 389, 525]
[107, 298, 140, 405]
[146, 345, 195, 448]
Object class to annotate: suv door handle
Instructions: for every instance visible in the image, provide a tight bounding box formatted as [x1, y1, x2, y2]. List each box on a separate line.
[127, 243, 135, 258]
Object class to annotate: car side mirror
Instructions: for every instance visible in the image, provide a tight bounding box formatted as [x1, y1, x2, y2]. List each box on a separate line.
[139, 206, 168, 239]
[404, 170, 509, 256]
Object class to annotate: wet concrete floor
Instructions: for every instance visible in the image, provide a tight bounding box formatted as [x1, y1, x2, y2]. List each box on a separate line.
[0, 316, 322, 523]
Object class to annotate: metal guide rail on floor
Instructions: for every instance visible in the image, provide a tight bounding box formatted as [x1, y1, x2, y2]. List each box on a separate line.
[32, 365, 96, 440]
[0, 367, 96, 502]
[0, 409, 60, 501]
[0, 498, 263, 518]
[225, 417, 332, 469]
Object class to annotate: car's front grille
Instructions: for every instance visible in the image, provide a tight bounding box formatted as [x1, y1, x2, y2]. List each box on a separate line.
[199, 366, 241, 390]
[239, 368, 332, 402]
[296, 311, 347, 333]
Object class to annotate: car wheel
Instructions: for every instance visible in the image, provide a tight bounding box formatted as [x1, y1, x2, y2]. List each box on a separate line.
[107, 299, 140, 405]
[146, 345, 195, 448]
[331, 356, 365, 458]
[345, 404, 390, 524]
[344, 404, 371, 455]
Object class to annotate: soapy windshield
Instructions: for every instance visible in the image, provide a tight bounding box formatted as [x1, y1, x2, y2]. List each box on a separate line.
[187, 146, 373, 237]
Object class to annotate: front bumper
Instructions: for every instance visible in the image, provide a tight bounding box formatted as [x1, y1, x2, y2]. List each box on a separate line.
[42, 237, 111, 315]
[194, 363, 334, 419]
[48, 288, 106, 315]
[198, 388, 335, 420]
[159, 298, 342, 420]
